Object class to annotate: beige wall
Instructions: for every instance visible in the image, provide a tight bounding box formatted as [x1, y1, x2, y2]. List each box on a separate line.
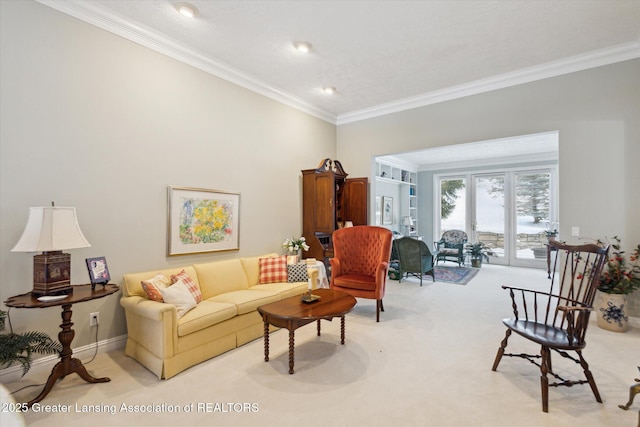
[337, 59, 640, 314]
[0, 1, 335, 347]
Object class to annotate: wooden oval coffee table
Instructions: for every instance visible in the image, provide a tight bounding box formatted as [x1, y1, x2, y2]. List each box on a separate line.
[257, 288, 356, 374]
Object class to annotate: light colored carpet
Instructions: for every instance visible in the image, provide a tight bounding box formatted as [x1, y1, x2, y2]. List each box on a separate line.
[5, 264, 640, 427]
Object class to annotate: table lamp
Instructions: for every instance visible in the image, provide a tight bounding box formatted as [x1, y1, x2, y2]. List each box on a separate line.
[12, 205, 91, 296]
[402, 216, 414, 235]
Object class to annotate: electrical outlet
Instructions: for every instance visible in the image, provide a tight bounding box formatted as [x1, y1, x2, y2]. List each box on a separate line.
[571, 226, 580, 237]
[90, 312, 99, 326]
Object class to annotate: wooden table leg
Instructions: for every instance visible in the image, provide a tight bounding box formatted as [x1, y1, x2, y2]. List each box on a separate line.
[340, 315, 346, 345]
[27, 303, 110, 408]
[288, 329, 295, 374]
[263, 321, 270, 362]
[317, 319, 321, 336]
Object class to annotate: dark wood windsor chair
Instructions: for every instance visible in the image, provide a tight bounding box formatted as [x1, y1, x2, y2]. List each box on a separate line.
[491, 239, 609, 412]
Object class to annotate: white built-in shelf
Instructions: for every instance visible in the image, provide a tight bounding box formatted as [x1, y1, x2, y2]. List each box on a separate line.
[376, 162, 416, 185]
[375, 160, 418, 234]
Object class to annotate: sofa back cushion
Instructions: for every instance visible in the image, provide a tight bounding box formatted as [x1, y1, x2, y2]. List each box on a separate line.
[240, 253, 278, 286]
[193, 259, 249, 299]
[123, 266, 200, 299]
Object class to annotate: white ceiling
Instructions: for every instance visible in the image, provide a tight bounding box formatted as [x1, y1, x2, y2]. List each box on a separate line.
[42, 0, 640, 126]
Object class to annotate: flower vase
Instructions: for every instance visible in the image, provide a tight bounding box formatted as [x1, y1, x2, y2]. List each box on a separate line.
[287, 250, 301, 264]
[595, 291, 629, 332]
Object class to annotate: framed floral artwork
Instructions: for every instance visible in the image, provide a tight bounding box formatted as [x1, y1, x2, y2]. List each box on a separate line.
[167, 186, 240, 256]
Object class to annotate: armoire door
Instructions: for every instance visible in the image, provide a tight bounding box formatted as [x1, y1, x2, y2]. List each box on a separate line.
[343, 178, 368, 225]
[314, 173, 335, 232]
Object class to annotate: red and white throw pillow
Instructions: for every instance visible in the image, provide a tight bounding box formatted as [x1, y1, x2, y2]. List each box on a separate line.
[170, 270, 202, 303]
[141, 274, 171, 302]
[258, 255, 288, 284]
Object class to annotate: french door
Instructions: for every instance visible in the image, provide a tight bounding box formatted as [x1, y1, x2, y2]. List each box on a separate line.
[437, 167, 557, 267]
[473, 174, 508, 265]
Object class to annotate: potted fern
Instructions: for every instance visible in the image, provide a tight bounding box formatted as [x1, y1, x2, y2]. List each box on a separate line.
[0, 309, 62, 376]
[466, 242, 494, 268]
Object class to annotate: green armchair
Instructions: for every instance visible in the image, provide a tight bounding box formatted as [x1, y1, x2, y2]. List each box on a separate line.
[395, 237, 437, 286]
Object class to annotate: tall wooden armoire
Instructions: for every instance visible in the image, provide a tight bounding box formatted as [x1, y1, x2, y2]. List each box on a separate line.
[301, 159, 368, 265]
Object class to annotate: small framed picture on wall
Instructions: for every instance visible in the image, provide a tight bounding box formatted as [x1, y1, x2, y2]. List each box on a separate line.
[382, 196, 393, 225]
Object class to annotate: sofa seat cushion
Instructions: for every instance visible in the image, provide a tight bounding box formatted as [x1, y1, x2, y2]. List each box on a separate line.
[209, 289, 279, 315]
[439, 248, 459, 255]
[333, 274, 377, 291]
[251, 282, 308, 299]
[177, 300, 237, 337]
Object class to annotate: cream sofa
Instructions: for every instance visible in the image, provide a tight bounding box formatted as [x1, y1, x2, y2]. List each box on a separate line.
[120, 253, 316, 379]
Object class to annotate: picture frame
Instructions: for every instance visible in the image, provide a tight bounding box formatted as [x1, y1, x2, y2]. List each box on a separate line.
[86, 256, 110, 288]
[167, 186, 240, 256]
[382, 196, 393, 225]
[375, 196, 382, 225]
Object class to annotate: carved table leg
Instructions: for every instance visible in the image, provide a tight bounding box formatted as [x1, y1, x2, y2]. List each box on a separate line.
[288, 329, 295, 374]
[340, 315, 346, 345]
[263, 321, 270, 362]
[317, 319, 321, 336]
[27, 303, 110, 408]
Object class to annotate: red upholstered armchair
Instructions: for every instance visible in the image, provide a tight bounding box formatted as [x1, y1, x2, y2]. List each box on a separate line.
[329, 226, 393, 322]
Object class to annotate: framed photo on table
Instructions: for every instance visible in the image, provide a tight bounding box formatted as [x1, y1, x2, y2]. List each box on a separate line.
[86, 256, 110, 288]
[167, 186, 240, 256]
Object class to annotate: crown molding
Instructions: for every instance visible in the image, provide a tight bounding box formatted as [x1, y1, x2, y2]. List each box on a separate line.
[37, 0, 338, 124]
[337, 40, 640, 125]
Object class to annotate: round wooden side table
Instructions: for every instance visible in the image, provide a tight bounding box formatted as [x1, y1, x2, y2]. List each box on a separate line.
[4, 284, 119, 407]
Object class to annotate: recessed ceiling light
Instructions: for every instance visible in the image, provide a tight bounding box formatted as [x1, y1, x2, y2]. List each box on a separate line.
[323, 86, 336, 95]
[293, 41, 312, 53]
[177, 3, 198, 18]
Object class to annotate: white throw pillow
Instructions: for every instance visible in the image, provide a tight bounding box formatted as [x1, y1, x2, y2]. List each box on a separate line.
[159, 279, 197, 319]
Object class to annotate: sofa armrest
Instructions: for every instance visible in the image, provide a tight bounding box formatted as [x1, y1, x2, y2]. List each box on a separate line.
[120, 295, 173, 320]
[120, 295, 178, 358]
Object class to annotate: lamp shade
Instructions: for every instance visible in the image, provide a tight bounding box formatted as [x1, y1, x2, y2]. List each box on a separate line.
[12, 207, 91, 252]
[402, 216, 414, 226]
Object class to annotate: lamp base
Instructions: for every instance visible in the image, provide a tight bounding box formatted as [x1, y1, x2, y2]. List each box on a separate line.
[32, 251, 73, 296]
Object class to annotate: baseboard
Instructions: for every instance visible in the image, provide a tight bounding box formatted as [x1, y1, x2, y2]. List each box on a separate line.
[0, 334, 127, 384]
